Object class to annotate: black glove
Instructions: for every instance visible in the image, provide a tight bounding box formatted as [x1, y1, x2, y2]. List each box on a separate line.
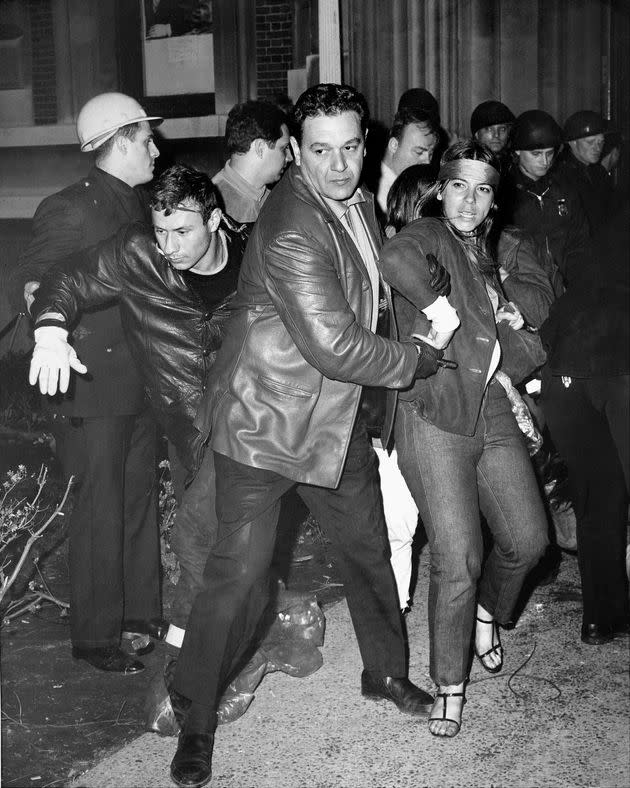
[412, 337, 444, 379]
[427, 253, 451, 297]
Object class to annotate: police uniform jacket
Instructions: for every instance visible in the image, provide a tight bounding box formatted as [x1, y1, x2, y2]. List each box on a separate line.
[12, 167, 149, 417]
[502, 164, 590, 292]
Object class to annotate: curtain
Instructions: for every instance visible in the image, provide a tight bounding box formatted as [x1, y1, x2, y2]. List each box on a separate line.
[53, 0, 118, 122]
[342, 0, 611, 136]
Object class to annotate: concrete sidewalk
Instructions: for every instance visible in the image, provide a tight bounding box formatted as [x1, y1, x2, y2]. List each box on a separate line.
[73, 552, 629, 788]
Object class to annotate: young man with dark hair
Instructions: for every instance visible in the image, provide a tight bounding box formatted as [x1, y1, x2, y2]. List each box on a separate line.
[167, 82, 448, 788]
[212, 100, 291, 222]
[28, 164, 249, 657]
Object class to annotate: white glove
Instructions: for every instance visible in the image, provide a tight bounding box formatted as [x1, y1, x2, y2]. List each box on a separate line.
[29, 326, 88, 396]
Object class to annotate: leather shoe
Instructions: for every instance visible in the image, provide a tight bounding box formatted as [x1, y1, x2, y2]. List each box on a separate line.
[170, 732, 213, 788]
[581, 622, 613, 645]
[72, 645, 145, 674]
[122, 617, 170, 640]
[360, 670, 433, 715]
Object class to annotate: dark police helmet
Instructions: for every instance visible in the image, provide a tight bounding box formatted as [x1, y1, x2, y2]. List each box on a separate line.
[470, 100, 515, 136]
[511, 110, 563, 150]
[563, 110, 608, 142]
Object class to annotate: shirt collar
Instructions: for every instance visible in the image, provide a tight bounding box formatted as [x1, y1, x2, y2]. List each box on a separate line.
[323, 187, 367, 221]
[223, 160, 267, 202]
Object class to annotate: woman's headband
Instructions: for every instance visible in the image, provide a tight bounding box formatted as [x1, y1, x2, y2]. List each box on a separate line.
[437, 158, 500, 187]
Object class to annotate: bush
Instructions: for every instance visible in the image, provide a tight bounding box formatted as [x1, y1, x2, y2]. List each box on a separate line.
[0, 352, 46, 432]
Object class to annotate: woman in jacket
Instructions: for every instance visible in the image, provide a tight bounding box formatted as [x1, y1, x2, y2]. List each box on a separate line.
[378, 140, 548, 738]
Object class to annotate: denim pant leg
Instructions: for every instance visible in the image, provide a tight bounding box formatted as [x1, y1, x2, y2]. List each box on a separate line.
[169, 447, 219, 629]
[395, 401, 485, 686]
[476, 382, 549, 623]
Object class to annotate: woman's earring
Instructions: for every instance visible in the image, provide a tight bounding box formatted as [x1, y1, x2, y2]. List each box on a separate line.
[437, 193, 442, 201]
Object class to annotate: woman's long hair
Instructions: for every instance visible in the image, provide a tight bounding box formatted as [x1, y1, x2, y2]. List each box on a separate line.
[386, 163, 438, 232]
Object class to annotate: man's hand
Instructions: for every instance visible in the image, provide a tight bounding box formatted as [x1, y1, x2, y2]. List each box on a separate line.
[24, 281, 40, 313]
[426, 253, 451, 297]
[496, 301, 524, 330]
[412, 337, 444, 379]
[29, 326, 88, 395]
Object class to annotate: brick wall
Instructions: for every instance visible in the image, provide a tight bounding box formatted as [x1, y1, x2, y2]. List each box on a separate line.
[28, 0, 57, 125]
[256, 0, 293, 101]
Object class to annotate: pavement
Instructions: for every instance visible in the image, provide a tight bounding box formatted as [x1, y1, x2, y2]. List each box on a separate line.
[70, 549, 630, 788]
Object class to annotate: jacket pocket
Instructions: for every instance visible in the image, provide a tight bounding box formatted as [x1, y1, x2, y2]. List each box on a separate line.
[257, 375, 314, 399]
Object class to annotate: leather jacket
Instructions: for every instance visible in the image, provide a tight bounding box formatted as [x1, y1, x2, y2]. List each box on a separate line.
[194, 165, 419, 489]
[32, 219, 248, 473]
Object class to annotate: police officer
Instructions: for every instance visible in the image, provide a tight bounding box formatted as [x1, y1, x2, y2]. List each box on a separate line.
[11, 93, 165, 673]
[501, 109, 590, 296]
[470, 100, 515, 174]
[558, 110, 615, 235]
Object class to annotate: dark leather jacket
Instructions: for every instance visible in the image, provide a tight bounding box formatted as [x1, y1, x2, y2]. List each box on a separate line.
[194, 165, 419, 489]
[32, 219, 248, 472]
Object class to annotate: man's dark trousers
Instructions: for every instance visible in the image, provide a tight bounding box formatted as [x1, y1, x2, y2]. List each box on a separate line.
[173, 419, 407, 715]
[53, 409, 160, 648]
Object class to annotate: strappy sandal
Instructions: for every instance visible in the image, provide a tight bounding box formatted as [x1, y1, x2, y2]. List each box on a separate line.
[475, 616, 504, 674]
[428, 691, 466, 738]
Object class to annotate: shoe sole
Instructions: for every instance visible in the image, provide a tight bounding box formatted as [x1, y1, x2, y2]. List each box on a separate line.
[361, 689, 432, 715]
[170, 769, 212, 788]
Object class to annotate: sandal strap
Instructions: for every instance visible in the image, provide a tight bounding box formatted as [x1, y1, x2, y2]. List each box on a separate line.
[430, 692, 465, 728]
[476, 643, 503, 661]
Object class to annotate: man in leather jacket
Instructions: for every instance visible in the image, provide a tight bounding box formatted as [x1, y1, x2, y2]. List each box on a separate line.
[166, 83, 448, 788]
[28, 164, 249, 651]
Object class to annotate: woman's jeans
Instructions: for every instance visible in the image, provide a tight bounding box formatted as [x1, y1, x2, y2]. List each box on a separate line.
[395, 379, 548, 686]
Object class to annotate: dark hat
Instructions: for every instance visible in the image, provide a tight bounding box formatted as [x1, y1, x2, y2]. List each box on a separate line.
[563, 110, 609, 141]
[511, 110, 563, 150]
[397, 88, 440, 123]
[470, 100, 515, 136]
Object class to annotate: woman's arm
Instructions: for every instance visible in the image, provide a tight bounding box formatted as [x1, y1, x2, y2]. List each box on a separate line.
[379, 228, 460, 350]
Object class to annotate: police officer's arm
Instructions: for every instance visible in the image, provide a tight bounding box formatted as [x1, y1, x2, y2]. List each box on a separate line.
[29, 231, 129, 395]
[498, 229, 555, 328]
[9, 195, 85, 314]
[562, 195, 591, 287]
[264, 230, 420, 389]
